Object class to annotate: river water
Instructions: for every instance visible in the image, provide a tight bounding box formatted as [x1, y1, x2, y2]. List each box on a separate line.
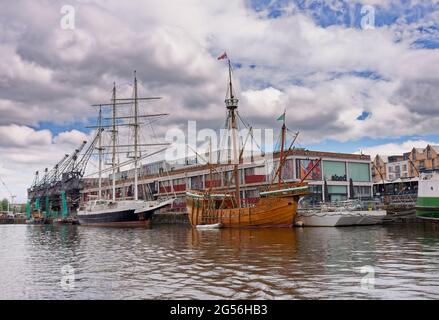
[0, 223, 438, 300]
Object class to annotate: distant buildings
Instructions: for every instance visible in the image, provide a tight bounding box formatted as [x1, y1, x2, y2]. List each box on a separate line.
[372, 144, 439, 183]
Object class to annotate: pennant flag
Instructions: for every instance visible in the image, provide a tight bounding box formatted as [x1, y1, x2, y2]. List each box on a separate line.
[217, 52, 228, 60]
[276, 112, 285, 122]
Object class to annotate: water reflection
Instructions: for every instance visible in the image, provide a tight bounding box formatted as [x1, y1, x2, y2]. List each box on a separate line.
[0, 224, 438, 299]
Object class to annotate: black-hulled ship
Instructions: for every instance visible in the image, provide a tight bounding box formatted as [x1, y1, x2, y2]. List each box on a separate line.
[77, 72, 175, 226]
[77, 198, 174, 227]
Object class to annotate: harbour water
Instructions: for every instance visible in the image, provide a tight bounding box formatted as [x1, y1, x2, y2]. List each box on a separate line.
[0, 224, 438, 300]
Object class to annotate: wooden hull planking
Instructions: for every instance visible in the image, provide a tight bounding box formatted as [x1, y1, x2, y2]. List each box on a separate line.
[187, 197, 298, 228]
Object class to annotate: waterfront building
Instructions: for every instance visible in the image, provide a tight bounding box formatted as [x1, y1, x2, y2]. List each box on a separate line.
[372, 154, 388, 183]
[371, 145, 439, 201]
[81, 149, 372, 212]
[372, 154, 409, 182]
[407, 145, 439, 176]
[386, 156, 409, 181]
[372, 145, 439, 184]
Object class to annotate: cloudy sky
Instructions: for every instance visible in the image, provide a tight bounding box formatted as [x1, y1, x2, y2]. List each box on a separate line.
[0, 0, 438, 201]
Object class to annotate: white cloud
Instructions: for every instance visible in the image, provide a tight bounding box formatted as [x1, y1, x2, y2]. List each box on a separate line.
[359, 139, 439, 158]
[0, 125, 94, 202]
[53, 129, 88, 146]
[0, 124, 52, 147]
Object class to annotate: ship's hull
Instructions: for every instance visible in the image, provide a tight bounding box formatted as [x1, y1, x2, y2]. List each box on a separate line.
[416, 178, 439, 221]
[295, 210, 386, 227]
[187, 197, 298, 228]
[77, 209, 150, 227]
[77, 199, 174, 227]
[415, 203, 439, 220]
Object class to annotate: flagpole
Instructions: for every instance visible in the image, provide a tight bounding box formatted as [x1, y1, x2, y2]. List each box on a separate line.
[228, 58, 233, 99]
[279, 110, 286, 188]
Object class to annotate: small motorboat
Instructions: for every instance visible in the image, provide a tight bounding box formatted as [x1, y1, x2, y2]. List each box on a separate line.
[195, 223, 223, 230]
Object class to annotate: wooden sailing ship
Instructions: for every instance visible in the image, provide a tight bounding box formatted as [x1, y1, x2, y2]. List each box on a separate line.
[186, 56, 319, 228]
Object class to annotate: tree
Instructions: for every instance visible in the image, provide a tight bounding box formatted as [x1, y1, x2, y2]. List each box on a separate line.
[1, 198, 9, 211]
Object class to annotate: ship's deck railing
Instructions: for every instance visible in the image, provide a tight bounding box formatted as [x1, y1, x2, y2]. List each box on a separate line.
[298, 199, 383, 212]
[383, 193, 417, 205]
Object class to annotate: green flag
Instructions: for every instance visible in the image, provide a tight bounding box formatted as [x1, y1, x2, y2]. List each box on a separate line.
[276, 112, 285, 122]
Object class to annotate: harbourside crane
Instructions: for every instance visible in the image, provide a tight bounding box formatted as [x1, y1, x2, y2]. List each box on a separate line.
[0, 174, 17, 213]
[27, 132, 102, 220]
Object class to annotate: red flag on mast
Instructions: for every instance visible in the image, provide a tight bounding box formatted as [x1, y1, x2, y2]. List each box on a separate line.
[217, 52, 228, 60]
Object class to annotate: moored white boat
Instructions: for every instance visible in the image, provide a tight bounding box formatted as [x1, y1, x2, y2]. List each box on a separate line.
[295, 200, 386, 227]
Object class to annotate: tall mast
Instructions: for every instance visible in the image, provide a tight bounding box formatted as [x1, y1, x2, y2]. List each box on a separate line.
[111, 83, 117, 201]
[279, 111, 286, 188]
[88, 79, 166, 203]
[133, 71, 139, 201]
[225, 59, 241, 207]
[209, 136, 213, 190]
[98, 106, 103, 200]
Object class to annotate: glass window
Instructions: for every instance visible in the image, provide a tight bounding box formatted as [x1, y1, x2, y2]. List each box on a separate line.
[301, 185, 323, 205]
[327, 185, 347, 194]
[323, 161, 346, 181]
[190, 176, 203, 189]
[348, 162, 371, 182]
[296, 159, 322, 180]
[353, 186, 371, 197]
[281, 159, 295, 180]
[327, 185, 347, 202]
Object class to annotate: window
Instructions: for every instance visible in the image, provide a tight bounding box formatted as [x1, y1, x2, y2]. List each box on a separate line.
[353, 186, 371, 197]
[190, 176, 203, 189]
[402, 164, 407, 171]
[281, 159, 295, 180]
[419, 160, 425, 169]
[244, 166, 266, 184]
[348, 162, 370, 182]
[323, 161, 346, 181]
[412, 150, 416, 160]
[205, 173, 222, 188]
[327, 185, 347, 202]
[296, 159, 322, 180]
[427, 148, 432, 159]
[301, 185, 323, 205]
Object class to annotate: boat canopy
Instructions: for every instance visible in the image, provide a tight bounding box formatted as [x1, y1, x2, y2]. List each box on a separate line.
[260, 186, 308, 197]
[186, 191, 233, 199]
